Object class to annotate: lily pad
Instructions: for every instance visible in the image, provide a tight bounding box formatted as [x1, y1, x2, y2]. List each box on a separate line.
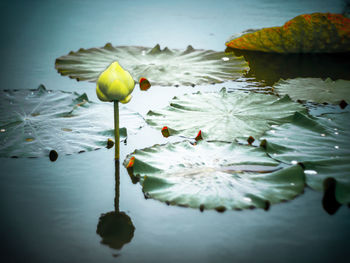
[55, 44, 248, 86]
[0, 85, 144, 158]
[124, 141, 305, 211]
[273, 78, 350, 105]
[226, 13, 350, 53]
[146, 88, 306, 141]
[262, 111, 350, 204]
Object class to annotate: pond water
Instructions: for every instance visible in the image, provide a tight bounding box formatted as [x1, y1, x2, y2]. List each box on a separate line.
[1, 0, 350, 262]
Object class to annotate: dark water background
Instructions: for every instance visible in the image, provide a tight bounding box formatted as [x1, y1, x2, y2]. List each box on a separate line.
[0, 0, 350, 262]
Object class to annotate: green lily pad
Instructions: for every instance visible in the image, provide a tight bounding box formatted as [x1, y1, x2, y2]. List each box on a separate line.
[124, 141, 305, 211]
[274, 78, 350, 104]
[55, 44, 248, 86]
[0, 85, 144, 158]
[146, 88, 306, 141]
[262, 111, 350, 204]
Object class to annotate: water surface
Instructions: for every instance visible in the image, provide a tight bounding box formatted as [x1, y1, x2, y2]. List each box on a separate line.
[0, 0, 349, 262]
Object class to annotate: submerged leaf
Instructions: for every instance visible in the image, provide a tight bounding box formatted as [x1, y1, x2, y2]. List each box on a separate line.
[262, 112, 350, 204]
[226, 13, 350, 53]
[146, 89, 306, 141]
[274, 78, 350, 105]
[0, 86, 144, 157]
[55, 44, 248, 86]
[124, 141, 305, 210]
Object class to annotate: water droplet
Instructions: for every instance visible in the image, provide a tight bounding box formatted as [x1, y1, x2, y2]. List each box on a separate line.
[321, 133, 326, 137]
[290, 183, 295, 186]
[243, 197, 252, 202]
[334, 145, 339, 149]
[304, 170, 317, 175]
[0, 129, 5, 132]
[334, 132, 339, 135]
[270, 130, 276, 134]
[222, 57, 229, 61]
[334, 128, 338, 131]
[291, 160, 298, 165]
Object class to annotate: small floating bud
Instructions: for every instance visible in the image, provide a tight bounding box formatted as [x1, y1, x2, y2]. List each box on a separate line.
[339, 100, 348, 109]
[195, 130, 203, 141]
[215, 206, 226, 213]
[161, 126, 170, 138]
[107, 138, 115, 149]
[260, 139, 267, 149]
[264, 201, 270, 211]
[247, 136, 255, 145]
[139, 78, 151, 91]
[49, 150, 58, 162]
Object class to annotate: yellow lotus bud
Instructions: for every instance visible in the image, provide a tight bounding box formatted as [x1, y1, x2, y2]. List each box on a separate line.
[96, 62, 135, 103]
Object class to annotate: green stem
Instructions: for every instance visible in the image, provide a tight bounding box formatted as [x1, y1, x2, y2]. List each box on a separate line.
[114, 100, 120, 161]
[114, 160, 120, 212]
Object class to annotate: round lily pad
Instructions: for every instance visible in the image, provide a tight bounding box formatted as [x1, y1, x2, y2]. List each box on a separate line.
[0, 85, 144, 158]
[274, 78, 350, 105]
[146, 88, 306, 141]
[55, 44, 248, 86]
[124, 141, 305, 211]
[262, 111, 350, 204]
[226, 13, 350, 53]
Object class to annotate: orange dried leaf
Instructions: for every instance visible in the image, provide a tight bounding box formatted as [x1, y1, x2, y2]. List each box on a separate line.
[226, 13, 350, 53]
[126, 156, 135, 168]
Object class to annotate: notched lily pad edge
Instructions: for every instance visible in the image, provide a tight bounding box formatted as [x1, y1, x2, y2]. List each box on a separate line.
[123, 139, 307, 213]
[0, 85, 131, 159]
[55, 43, 248, 86]
[146, 87, 305, 143]
[259, 129, 350, 212]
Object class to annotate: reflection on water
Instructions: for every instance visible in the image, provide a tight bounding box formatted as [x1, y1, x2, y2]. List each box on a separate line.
[322, 177, 342, 215]
[226, 47, 350, 86]
[96, 161, 135, 250]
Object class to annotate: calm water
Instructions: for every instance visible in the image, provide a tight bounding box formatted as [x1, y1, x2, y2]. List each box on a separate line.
[1, 0, 350, 262]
